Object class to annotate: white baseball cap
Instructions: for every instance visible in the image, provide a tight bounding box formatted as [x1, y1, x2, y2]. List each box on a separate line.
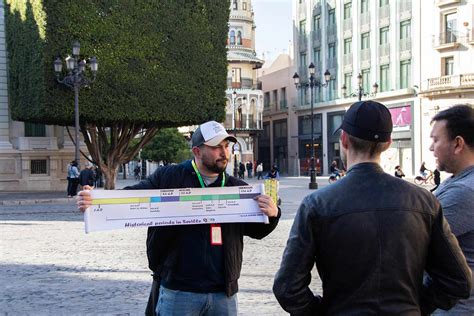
[191, 121, 237, 147]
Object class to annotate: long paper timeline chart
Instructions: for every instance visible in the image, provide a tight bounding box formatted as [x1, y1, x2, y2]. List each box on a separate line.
[84, 184, 268, 233]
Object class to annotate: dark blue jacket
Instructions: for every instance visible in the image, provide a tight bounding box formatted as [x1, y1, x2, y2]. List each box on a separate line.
[127, 160, 280, 296]
[273, 163, 471, 315]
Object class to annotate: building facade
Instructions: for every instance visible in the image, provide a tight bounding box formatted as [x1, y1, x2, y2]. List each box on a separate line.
[258, 54, 298, 175]
[0, 2, 75, 191]
[292, 0, 422, 176]
[418, 0, 474, 171]
[225, 0, 264, 175]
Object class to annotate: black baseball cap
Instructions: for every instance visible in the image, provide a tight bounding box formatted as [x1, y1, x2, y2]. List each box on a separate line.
[191, 121, 237, 147]
[336, 100, 393, 142]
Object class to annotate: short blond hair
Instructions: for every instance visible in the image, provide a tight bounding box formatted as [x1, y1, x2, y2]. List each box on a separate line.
[347, 134, 390, 158]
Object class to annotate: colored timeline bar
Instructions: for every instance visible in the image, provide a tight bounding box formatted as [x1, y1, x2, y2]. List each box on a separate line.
[91, 193, 259, 205]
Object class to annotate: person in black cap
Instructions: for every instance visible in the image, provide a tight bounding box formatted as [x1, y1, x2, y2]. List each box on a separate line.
[77, 120, 280, 316]
[273, 100, 471, 315]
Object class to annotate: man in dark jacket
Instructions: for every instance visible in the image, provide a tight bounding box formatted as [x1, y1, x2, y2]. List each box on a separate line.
[78, 121, 280, 316]
[273, 101, 471, 315]
[78, 162, 95, 189]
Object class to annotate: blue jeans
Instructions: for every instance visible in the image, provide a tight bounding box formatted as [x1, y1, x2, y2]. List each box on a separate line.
[156, 286, 238, 316]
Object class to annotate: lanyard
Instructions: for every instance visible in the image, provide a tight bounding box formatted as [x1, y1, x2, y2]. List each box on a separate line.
[191, 160, 225, 188]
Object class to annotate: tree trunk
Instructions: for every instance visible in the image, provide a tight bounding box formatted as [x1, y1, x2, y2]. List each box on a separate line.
[102, 166, 118, 190]
[80, 122, 159, 190]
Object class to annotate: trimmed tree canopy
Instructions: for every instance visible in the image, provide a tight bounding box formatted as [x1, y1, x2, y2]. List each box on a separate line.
[6, 0, 229, 126]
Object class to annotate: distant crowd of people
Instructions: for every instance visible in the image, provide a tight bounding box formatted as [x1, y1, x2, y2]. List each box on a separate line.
[236, 161, 279, 180]
[66, 161, 102, 197]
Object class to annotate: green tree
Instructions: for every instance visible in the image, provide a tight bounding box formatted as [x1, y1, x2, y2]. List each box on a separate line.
[141, 128, 191, 165]
[6, 0, 229, 188]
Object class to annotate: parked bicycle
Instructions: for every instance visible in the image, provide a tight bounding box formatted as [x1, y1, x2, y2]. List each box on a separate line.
[414, 170, 435, 185]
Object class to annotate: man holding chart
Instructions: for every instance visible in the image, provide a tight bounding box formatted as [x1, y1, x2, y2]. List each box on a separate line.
[77, 120, 280, 316]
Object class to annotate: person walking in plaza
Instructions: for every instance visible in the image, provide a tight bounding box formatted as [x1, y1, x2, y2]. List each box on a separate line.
[430, 168, 441, 192]
[246, 161, 253, 178]
[77, 120, 280, 316]
[67, 160, 80, 197]
[133, 165, 141, 181]
[394, 165, 405, 178]
[256, 163, 263, 180]
[238, 161, 245, 179]
[429, 104, 474, 314]
[273, 100, 472, 315]
[78, 162, 96, 190]
[329, 160, 342, 179]
[265, 168, 279, 180]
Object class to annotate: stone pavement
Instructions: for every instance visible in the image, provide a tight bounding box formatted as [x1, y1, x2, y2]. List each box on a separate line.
[0, 175, 432, 315]
[0, 176, 325, 315]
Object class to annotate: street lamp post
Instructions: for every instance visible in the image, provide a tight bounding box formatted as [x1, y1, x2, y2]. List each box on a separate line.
[232, 91, 239, 178]
[293, 63, 331, 189]
[341, 73, 378, 101]
[54, 41, 98, 166]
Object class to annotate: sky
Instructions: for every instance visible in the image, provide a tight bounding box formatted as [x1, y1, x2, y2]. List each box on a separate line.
[252, 0, 293, 65]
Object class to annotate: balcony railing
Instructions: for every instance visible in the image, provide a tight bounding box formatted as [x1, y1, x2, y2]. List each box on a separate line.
[327, 24, 337, 41]
[399, 0, 412, 12]
[433, 32, 459, 47]
[299, 35, 308, 52]
[360, 48, 370, 63]
[399, 38, 411, 52]
[327, 58, 337, 69]
[298, 3, 306, 17]
[253, 81, 262, 90]
[343, 53, 352, 65]
[312, 30, 321, 47]
[426, 73, 474, 91]
[343, 19, 352, 32]
[313, 3, 321, 15]
[379, 43, 390, 58]
[379, 5, 390, 21]
[360, 12, 370, 29]
[298, 67, 308, 82]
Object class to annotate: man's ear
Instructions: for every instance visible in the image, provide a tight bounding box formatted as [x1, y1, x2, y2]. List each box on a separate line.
[340, 131, 349, 150]
[383, 138, 393, 151]
[191, 147, 201, 158]
[453, 136, 466, 155]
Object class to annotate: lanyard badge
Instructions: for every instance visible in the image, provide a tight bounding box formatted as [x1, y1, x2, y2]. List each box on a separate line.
[191, 160, 225, 246]
[210, 224, 223, 245]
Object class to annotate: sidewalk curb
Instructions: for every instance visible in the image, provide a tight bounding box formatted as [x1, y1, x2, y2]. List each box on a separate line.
[0, 198, 73, 206]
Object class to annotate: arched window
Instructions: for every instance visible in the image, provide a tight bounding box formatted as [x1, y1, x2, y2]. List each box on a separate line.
[237, 31, 242, 45]
[230, 30, 236, 45]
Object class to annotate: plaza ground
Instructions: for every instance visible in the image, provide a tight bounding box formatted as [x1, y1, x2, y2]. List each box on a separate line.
[0, 175, 432, 315]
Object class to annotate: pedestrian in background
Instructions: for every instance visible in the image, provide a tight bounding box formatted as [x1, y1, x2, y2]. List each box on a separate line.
[256, 163, 263, 180]
[430, 168, 441, 192]
[429, 104, 474, 314]
[77, 120, 280, 316]
[67, 160, 80, 197]
[239, 161, 245, 179]
[78, 162, 96, 189]
[246, 161, 253, 178]
[273, 100, 471, 315]
[265, 168, 279, 180]
[419, 161, 429, 178]
[394, 165, 405, 178]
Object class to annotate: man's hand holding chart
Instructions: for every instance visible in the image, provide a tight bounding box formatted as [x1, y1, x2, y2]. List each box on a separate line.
[78, 184, 274, 233]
